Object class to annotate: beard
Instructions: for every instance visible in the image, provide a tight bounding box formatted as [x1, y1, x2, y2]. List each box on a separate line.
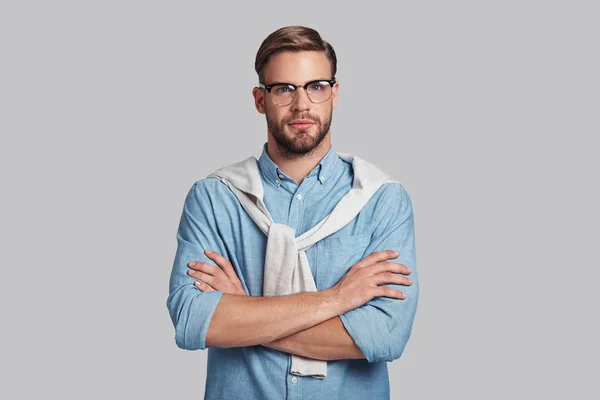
[266, 109, 332, 156]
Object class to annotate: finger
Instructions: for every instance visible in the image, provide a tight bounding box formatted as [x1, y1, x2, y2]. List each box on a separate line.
[194, 280, 215, 292]
[371, 271, 413, 287]
[368, 261, 412, 276]
[188, 261, 219, 275]
[352, 250, 399, 270]
[378, 285, 406, 299]
[188, 269, 218, 286]
[203, 251, 245, 294]
[204, 250, 238, 281]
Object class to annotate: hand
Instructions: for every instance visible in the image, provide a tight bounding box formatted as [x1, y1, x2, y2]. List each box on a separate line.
[330, 250, 412, 314]
[187, 250, 247, 296]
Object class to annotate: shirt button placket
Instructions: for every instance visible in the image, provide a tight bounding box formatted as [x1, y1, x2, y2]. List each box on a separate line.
[288, 375, 302, 400]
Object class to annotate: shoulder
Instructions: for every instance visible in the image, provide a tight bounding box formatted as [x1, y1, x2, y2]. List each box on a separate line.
[372, 181, 412, 210]
[184, 177, 239, 209]
[380, 181, 410, 200]
[338, 152, 413, 211]
[190, 176, 232, 193]
[363, 182, 414, 233]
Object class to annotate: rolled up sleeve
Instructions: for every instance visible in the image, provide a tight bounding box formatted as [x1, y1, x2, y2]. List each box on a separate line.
[340, 183, 419, 363]
[167, 180, 226, 350]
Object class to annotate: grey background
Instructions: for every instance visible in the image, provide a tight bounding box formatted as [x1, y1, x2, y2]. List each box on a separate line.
[1, 1, 598, 399]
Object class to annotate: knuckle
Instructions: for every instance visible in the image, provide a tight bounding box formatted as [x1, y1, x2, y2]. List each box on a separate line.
[392, 265, 405, 275]
[353, 268, 366, 278]
[381, 250, 393, 259]
[205, 264, 217, 273]
[196, 262, 208, 271]
[373, 262, 384, 271]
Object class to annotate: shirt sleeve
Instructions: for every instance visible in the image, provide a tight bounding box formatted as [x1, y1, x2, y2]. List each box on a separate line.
[339, 183, 419, 363]
[166, 180, 227, 350]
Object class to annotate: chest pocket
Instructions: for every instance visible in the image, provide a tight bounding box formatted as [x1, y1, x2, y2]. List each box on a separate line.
[315, 233, 372, 290]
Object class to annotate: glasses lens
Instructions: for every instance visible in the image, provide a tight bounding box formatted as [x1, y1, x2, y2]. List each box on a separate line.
[267, 81, 333, 105]
[270, 84, 295, 105]
[307, 81, 332, 103]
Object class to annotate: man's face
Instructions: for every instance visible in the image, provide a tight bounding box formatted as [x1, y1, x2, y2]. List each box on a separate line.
[253, 51, 339, 155]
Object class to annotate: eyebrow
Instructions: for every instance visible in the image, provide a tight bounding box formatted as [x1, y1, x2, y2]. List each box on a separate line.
[267, 78, 332, 86]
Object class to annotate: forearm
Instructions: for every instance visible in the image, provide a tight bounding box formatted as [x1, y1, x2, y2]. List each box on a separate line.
[206, 290, 341, 348]
[263, 316, 365, 361]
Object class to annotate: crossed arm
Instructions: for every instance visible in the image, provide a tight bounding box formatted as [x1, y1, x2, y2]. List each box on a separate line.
[189, 250, 365, 361]
[167, 181, 418, 363]
[267, 316, 364, 361]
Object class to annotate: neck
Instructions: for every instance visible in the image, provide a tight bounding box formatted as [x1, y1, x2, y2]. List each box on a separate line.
[266, 134, 331, 186]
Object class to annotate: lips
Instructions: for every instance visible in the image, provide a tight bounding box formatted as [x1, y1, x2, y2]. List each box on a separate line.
[288, 119, 315, 130]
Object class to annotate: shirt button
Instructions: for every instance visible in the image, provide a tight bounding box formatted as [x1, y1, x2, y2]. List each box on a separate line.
[291, 376, 298, 384]
[275, 179, 280, 184]
[320, 175, 325, 181]
[278, 174, 284, 179]
[296, 194, 302, 200]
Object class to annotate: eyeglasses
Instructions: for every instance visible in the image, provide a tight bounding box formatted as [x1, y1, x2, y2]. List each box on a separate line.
[258, 78, 336, 106]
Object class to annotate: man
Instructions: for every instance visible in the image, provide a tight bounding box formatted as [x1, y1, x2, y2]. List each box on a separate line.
[167, 26, 419, 399]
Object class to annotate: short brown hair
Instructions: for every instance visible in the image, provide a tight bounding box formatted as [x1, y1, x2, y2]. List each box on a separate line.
[255, 26, 337, 83]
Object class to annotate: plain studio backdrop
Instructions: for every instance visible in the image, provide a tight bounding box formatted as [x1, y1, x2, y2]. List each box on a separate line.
[1, 1, 598, 399]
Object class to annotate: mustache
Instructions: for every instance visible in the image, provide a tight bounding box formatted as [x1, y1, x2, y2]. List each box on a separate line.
[284, 114, 320, 124]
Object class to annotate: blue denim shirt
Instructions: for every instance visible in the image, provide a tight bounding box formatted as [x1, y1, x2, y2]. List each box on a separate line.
[167, 143, 419, 400]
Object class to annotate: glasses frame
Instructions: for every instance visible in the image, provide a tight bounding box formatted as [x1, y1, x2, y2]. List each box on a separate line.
[258, 78, 336, 106]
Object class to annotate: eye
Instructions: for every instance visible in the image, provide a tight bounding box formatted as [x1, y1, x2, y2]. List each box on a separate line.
[274, 85, 294, 94]
[309, 83, 325, 91]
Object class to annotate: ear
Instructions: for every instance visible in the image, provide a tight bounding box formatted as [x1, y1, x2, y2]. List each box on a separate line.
[252, 87, 266, 114]
[331, 80, 339, 110]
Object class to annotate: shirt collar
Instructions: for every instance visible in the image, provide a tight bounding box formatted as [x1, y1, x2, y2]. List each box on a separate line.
[257, 142, 340, 187]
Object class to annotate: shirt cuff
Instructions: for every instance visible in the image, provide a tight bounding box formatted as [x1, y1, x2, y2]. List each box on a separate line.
[340, 306, 392, 363]
[174, 290, 224, 350]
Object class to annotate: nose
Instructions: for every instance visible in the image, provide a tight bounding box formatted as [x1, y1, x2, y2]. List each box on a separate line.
[290, 86, 311, 112]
